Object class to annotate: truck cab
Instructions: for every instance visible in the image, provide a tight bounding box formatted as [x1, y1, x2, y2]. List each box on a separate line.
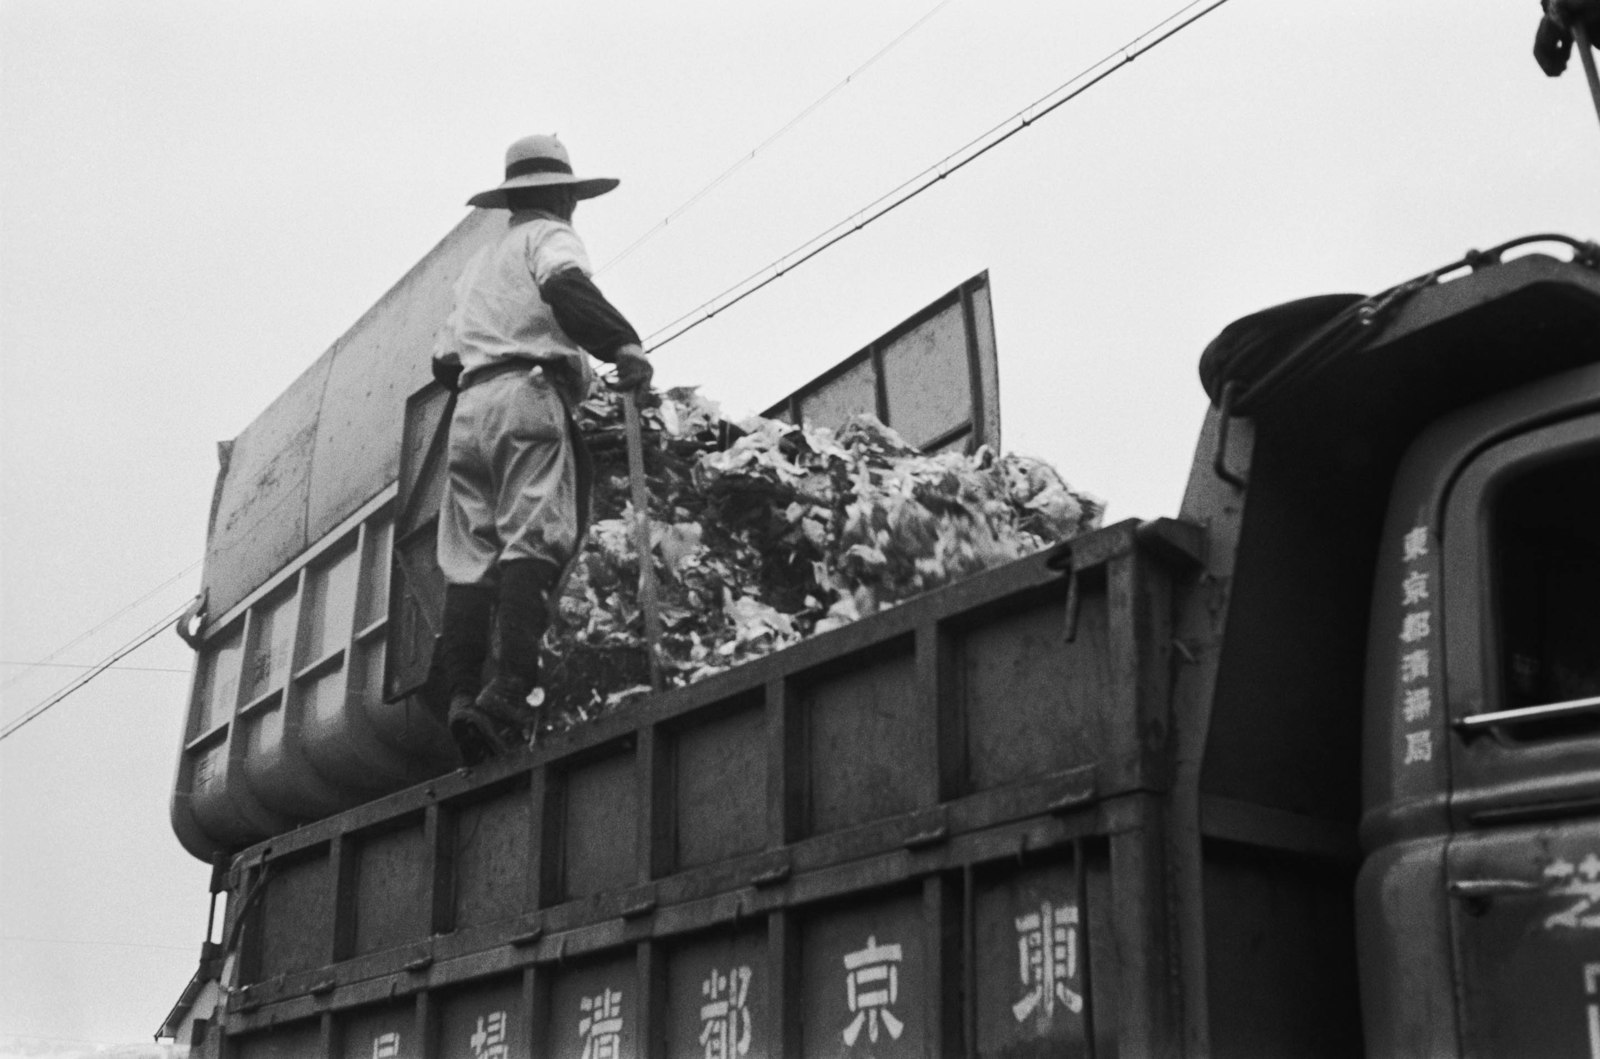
[1188, 237, 1600, 1055]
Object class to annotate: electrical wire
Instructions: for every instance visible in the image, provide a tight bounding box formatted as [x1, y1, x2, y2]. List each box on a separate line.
[0, 660, 190, 674]
[0, 558, 200, 690]
[642, 0, 1233, 354]
[0, 598, 194, 742]
[595, 0, 958, 276]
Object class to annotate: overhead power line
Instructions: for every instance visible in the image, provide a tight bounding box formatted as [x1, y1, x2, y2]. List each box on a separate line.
[0, 660, 190, 674]
[596, 0, 958, 277]
[0, 598, 194, 742]
[643, 0, 1232, 354]
[1, 558, 200, 691]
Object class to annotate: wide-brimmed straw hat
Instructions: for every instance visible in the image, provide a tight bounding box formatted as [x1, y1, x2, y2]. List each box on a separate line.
[467, 134, 619, 209]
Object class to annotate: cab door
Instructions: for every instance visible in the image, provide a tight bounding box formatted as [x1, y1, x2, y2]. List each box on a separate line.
[1440, 408, 1600, 1057]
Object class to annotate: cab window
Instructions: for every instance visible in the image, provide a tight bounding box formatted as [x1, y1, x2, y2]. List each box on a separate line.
[1493, 452, 1600, 735]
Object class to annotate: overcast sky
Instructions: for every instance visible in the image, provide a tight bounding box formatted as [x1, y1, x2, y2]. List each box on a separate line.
[1, 0, 1597, 1051]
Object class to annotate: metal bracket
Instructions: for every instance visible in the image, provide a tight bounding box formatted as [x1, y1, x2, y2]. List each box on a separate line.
[1047, 765, 1099, 815]
[1047, 541, 1084, 642]
[751, 859, 792, 888]
[1212, 380, 1247, 489]
[1063, 564, 1083, 643]
[903, 824, 950, 851]
[1448, 878, 1542, 899]
[175, 590, 209, 650]
[509, 920, 545, 948]
[1454, 694, 1600, 737]
[620, 893, 658, 920]
[1449, 876, 1543, 917]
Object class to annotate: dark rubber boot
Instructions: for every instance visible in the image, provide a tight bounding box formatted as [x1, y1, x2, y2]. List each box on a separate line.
[459, 559, 559, 757]
[458, 675, 539, 759]
[496, 558, 558, 686]
[448, 697, 519, 765]
[438, 584, 494, 764]
[438, 584, 493, 696]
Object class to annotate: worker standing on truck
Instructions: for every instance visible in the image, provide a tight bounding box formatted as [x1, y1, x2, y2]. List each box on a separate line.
[431, 133, 653, 764]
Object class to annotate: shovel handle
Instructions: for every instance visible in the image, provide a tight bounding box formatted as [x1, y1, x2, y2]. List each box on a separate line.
[623, 393, 665, 691]
[1576, 21, 1600, 134]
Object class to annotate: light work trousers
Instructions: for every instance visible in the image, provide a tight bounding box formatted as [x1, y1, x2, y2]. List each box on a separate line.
[437, 368, 582, 588]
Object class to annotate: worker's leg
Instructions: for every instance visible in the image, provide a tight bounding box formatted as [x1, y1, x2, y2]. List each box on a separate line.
[441, 371, 579, 759]
[436, 583, 493, 701]
[473, 373, 580, 724]
[436, 388, 503, 588]
[492, 374, 582, 575]
[435, 387, 508, 762]
[492, 557, 561, 689]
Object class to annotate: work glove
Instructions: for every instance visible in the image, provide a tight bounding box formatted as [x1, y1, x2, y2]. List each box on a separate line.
[608, 344, 653, 393]
[1536, 0, 1600, 76]
[1536, 11, 1573, 74]
[432, 358, 463, 393]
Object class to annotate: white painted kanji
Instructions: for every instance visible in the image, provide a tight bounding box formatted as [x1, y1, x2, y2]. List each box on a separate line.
[1402, 731, 1433, 765]
[1544, 856, 1600, 930]
[1400, 649, 1431, 684]
[1402, 687, 1432, 724]
[699, 966, 753, 1059]
[470, 1011, 508, 1059]
[1401, 569, 1430, 607]
[194, 750, 217, 789]
[372, 1032, 401, 1059]
[1012, 900, 1083, 1023]
[1402, 526, 1429, 562]
[580, 988, 624, 1059]
[1399, 610, 1432, 644]
[842, 935, 905, 1047]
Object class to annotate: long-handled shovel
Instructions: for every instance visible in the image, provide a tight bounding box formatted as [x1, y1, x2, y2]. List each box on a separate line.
[622, 392, 665, 692]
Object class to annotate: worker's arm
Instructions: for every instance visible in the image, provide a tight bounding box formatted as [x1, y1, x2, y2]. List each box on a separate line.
[540, 267, 652, 391]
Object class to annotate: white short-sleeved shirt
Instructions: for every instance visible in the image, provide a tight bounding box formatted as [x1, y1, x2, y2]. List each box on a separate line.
[435, 209, 596, 406]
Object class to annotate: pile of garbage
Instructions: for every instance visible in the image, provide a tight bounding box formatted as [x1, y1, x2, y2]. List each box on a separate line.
[535, 384, 1102, 727]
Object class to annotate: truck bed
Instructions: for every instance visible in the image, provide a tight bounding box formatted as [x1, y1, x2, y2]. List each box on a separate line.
[215, 518, 1324, 1057]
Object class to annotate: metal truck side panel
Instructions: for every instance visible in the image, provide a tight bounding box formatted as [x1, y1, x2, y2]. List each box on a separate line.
[201, 209, 501, 623]
[1355, 838, 1458, 1057]
[1202, 839, 1361, 1057]
[300, 223, 485, 551]
[233, 1019, 322, 1059]
[224, 832, 1119, 1059]
[335, 1000, 414, 1058]
[1446, 819, 1600, 1058]
[203, 358, 329, 627]
[761, 272, 1001, 455]
[173, 491, 432, 859]
[214, 524, 1200, 1056]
